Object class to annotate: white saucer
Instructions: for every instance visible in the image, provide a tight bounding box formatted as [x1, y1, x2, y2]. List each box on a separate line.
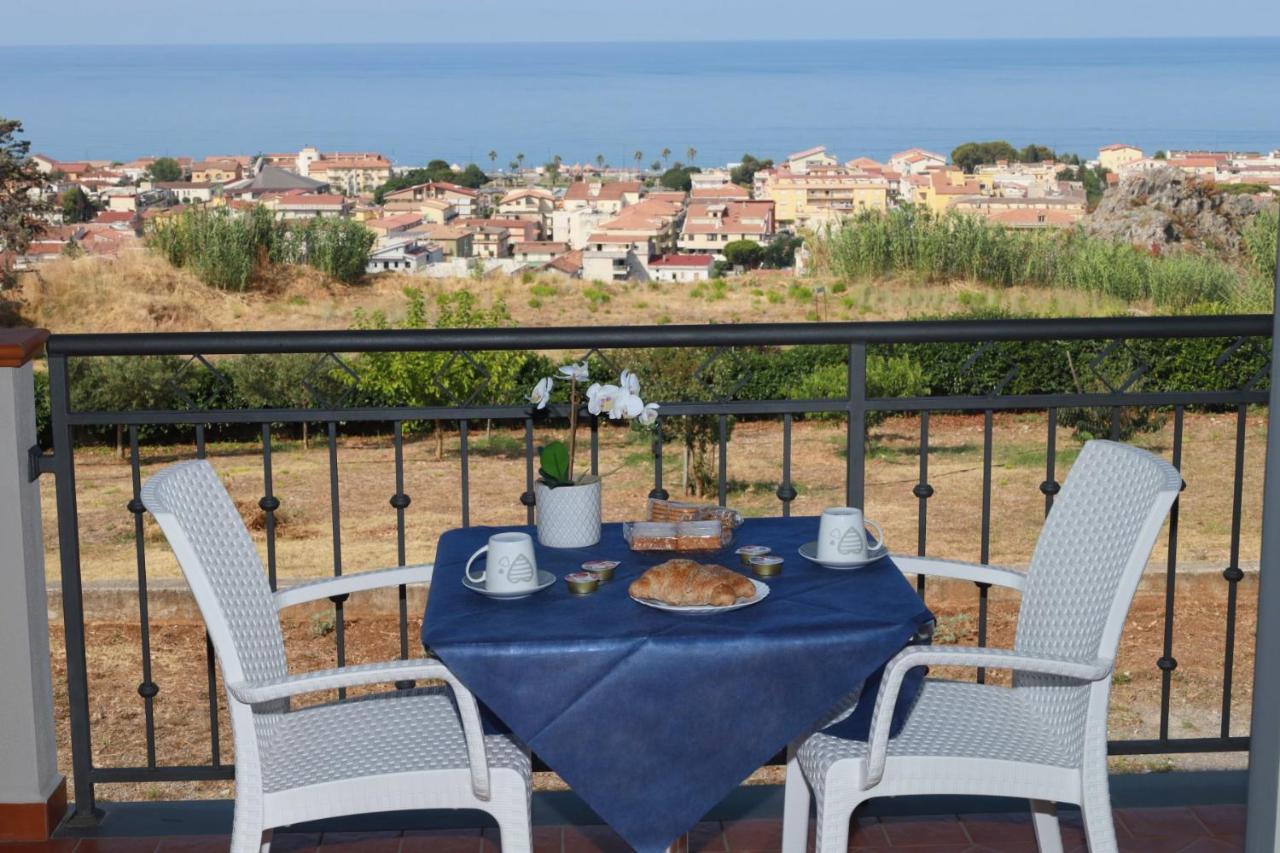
[462, 569, 556, 599]
[631, 578, 770, 614]
[799, 540, 889, 570]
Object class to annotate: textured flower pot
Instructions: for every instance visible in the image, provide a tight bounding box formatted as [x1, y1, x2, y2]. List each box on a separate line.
[535, 477, 602, 548]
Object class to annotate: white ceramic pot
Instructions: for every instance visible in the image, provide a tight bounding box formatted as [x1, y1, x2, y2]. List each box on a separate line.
[535, 477, 602, 548]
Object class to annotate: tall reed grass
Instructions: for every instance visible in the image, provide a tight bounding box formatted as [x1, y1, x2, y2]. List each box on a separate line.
[816, 207, 1272, 311]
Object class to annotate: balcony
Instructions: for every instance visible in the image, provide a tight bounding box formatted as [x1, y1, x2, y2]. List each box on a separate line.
[2, 312, 1279, 851]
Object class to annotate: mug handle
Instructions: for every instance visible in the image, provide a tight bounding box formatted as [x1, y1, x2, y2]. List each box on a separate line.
[465, 545, 489, 583]
[864, 519, 885, 552]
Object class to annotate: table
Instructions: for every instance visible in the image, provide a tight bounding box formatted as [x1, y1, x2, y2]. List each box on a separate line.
[423, 517, 933, 852]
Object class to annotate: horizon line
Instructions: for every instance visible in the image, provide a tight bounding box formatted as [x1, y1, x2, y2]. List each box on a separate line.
[5, 34, 1280, 48]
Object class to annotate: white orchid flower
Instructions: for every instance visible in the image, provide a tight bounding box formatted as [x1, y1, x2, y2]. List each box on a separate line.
[611, 389, 645, 420]
[586, 383, 619, 416]
[529, 376, 554, 409]
[558, 361, 590, 382]
[620, 369, 641, 396]
[637, 401, 660, 426]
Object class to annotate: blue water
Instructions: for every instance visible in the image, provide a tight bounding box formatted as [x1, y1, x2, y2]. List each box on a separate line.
[3, 39, 1279, 166]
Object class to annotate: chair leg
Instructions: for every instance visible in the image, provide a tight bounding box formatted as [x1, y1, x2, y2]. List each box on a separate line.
[492, 800, 533, 853]
[781, 748, 811, 853]
[1029, 800, 1063, 853]
[1079, 753, 1119, 853]
[229, 804, 267, 853]
[812, 781, 857, 853]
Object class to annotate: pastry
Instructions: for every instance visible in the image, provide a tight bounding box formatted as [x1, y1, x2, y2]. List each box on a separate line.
[629, 558, 756, 606]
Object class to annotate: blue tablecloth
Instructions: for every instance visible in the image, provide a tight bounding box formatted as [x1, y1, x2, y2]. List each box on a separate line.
[422, 517, 933, 852]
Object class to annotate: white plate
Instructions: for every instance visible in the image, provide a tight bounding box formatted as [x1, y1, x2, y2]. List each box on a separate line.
[630, 578, 770, 615]
[463, 569, 556, 600]
[799, 539, 889, 570]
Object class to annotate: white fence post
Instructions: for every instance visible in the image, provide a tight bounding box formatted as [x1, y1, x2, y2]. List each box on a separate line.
[0, 328, 65, 841]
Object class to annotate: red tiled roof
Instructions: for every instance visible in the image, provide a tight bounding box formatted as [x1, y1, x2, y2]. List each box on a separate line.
[650, 254, 713, 268]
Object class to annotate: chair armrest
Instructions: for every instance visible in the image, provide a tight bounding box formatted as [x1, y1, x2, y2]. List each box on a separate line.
[226, 656, 492, 800]
[862, 645, 1111, 788]
[274, 563, 434, 610]
[893, 556, 1027, 591]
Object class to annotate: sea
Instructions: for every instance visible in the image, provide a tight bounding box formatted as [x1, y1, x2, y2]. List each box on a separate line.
[3, 38, 1279, 167]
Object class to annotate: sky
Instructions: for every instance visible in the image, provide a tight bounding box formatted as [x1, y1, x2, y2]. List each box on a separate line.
[4, 0, 1280, 44]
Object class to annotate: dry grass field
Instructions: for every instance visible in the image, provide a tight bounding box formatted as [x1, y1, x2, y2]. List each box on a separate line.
[7, 251, 1136, 335]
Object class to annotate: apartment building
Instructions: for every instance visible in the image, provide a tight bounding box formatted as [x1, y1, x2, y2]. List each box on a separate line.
[678, 201, 775, 256]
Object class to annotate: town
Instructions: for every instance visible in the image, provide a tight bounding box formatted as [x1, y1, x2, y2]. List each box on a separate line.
[9, 141, 1280, 284]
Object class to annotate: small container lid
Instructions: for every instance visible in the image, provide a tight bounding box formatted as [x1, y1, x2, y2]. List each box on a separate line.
[736, 545, 771, 556]
[582, 560, 620, 571]
[750, 555, 784, 565]
[565, 572, 597, 583]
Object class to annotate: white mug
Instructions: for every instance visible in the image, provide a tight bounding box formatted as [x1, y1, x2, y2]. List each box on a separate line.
[465, 532, 540, 593]
[818, 507, 884, 563]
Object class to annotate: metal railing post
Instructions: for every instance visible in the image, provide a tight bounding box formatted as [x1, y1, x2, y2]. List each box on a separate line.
[1245, 218, 1280, 852]
[846, 342, 867, 507]
[0, 329, 66, 840]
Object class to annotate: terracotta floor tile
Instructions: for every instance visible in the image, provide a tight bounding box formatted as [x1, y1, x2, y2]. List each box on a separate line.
[1117, 834, 1201, 853]
[878, 814, 970, 847]
[1116, 806, 1208, 839]
[399, 828, 482, 853]
[1190, 805, 1247, 838]
[847, 817, 889, 848]
[1177, 840, 1244, 853]
[74, 841, 160, 853]
[0, 842, 78, 853]
[686, 822, 727, 853]
[318, 831, 401, 852]
[560, 824, 630, 852]
[958, 813, 1036, 850]
[480, 826, 560, 852]
[152, 838, 230, 853]
[721, 819, 782, 850]
[270, 834, 323, 853]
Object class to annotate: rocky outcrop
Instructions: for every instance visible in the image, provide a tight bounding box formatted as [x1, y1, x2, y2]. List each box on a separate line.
[1083, 167, 1266, 254]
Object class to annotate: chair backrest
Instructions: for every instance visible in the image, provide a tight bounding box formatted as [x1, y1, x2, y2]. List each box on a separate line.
[1013, 440, 1180, 746]
[141, 460, 288, 690]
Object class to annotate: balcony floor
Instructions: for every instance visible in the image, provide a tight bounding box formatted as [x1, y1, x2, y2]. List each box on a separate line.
[0, 805, 1247, 852]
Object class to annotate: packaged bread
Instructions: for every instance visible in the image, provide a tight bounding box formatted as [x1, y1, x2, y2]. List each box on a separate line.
[626, 521, 679, 551]
[674, 520, 723, 551]
[629, 558, 756, 606]
[647, 498, 744, 530]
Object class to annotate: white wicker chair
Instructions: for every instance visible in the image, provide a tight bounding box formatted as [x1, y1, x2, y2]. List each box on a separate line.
[781, 440, 1182, 853]
[142, 460, 533, 853]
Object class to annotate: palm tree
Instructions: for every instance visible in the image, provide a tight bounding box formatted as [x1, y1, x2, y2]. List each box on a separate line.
[488, 150, 497, 170]
[516, 152, 525, 170]
[595, 153, 605, 171]
[661, 147, 672, 165]
[686, 146, 697, 165]
[634, 151, 644, 176]
[650, 160, 662, 173]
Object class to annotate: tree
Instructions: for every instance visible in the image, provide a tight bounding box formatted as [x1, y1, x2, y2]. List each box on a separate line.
[760, 234, 803, 269]
[488, 150, 497, 169]
[950, 141, 1018, 173]
[659, 162, 701, 192]
[596, 153, 605, 170]
[1154, 150, 1168, 160]
[730, 153, 773, 187]
[0, 117, 48, 280]
[686, 146, 697, 165]
[650, 160, 662, 173]
[146, 157, 183, 182]
[661, 147, 671, 165]
[60, 186, 95, 223]
[545, 159, 562, 187]
[722, 239, 763, 269]
[516, 152, 526, 170]
[634, 151, 644, 173]
[509, 160, 519, 173]
[373, 160, 487, 202]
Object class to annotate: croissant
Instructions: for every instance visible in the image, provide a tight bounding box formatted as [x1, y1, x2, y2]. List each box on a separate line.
[629, 559, 756, 607]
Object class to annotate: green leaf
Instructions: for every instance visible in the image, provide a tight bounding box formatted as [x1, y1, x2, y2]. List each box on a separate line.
[539, 441, 570, 486]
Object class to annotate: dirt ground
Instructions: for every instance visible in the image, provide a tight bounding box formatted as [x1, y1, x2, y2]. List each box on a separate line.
[43, 411, 1263, 803]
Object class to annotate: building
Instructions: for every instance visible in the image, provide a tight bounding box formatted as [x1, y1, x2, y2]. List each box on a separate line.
[889, 148, 948, 176]
[365, 213, 423, 240]
[550, 207, 611, 249]
[678, 201, 776, 257]
[690, 169, 733, 190]
[512, 242, 570, 264]
[758, 164, 890, 226]
[583, 234, 654, 282]
[224, 166, 330, 200]
[191, 159, 243, 184]
[595, 197, 684, 255]
[383, 182, 481, 218]
[302, 152, 393, 195]
[366, 239, 441, 274]
[155, 182, 217, 204]
[459, 218, 539, 246]
[784, 145, 838, 175]
[649, 254, 714, 282]
[262, 192, 351, 220]
[561, 181, 643, 215]
[496, 188, 556, 236]
[690, 185, 750, 202]
[951, 195, 1086, 228]
[405, 224, 474, 258]
[543, 249, 584, 278]
[1098, 144, 1144, 172]
[471, 226, 511, 259]
[1165, 156, 1218, 179]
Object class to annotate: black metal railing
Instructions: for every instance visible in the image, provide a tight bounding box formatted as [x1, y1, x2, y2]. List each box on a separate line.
[38, 314, 1271, 820]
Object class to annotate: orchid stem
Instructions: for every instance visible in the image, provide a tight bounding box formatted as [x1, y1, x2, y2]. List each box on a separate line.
[568, 379, 578, 483]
